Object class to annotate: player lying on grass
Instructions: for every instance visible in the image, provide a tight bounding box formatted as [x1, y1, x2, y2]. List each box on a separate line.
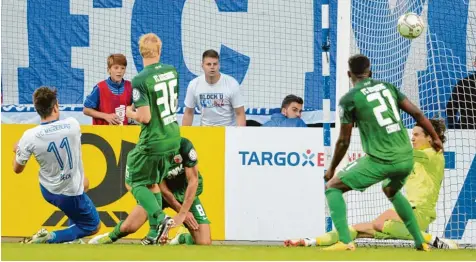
[14, 87, 100, 244]
[285, 118, 458, 249]
[296, 54, 442, 251]
[89, 137, 211, 245]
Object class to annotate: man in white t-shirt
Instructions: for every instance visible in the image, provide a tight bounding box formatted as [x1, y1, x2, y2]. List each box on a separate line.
[13, 86, 100, 244]
[182, 49, 246, 126]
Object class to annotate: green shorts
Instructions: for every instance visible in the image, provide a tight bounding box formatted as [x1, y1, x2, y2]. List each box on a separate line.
[162, 196, 210, 225]
[377, 208, 436, 240]
[337, 156, 414, 192]
[125, 146, 178, 188]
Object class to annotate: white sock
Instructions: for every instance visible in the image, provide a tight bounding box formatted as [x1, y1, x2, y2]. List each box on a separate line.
[306, 237, 317, 246]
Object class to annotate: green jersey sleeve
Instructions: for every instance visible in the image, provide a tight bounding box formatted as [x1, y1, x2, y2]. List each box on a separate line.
[132, 77, 149, 108]
[339, 94, 355, 124]
[180, 138, 198, 168]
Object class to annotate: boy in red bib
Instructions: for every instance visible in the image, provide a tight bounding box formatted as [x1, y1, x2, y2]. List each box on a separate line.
[83, 54, 132, 125]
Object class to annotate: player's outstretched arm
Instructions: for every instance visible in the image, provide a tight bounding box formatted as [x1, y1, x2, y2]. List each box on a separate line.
[175, 166, 200, 229]
[12, 157, 26, 174]
[182, 166, 199, 209]
[399, 98, 442, 151]
[326, 123, 353, 181]
[159, 175, 199, 230]
[12, 141, 27, 174]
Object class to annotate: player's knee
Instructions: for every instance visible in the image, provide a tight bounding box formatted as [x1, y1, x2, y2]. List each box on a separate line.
[76, 224, 100, 238]
[373, 220, 384, 232]
[382, 186, 397, 199]
[195, 237, 212, 245]
[325, 180, 351, 193]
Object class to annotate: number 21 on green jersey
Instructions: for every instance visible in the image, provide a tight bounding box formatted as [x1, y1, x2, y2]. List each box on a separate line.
[365, 84, 401, 134]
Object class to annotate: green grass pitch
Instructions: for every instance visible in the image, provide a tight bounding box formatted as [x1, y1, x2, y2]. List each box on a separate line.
[1, 243, 474, 261]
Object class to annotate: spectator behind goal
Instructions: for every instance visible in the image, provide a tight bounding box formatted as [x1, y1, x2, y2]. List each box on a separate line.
[182, 49, 246, 126]
[262, 95, 307, 127]
[83, 54, 133, 125]
[446, 56, 476, 129]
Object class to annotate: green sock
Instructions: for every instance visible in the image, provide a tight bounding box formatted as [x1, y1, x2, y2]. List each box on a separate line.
[108, 220, 129, 241]
[349, 226, 358, 240]
[154, 192, 166, 222]
[325, 188, 351, 244]
[317, 226, 357, 246]
[131, 186, 161, 239]
[389, 192, 424, 247]
[178, 233, 195, 245]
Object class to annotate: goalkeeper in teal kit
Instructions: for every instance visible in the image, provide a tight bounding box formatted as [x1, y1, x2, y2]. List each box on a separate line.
[298, 54, 442, 251]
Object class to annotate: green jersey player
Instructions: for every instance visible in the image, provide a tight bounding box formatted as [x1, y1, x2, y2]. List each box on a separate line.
[124, 33, 181, 245]
[159, 137, 211, 245]
[88, 137, 211, 245]
[319, 55, 442, 251]
[285, 119, 457, 249]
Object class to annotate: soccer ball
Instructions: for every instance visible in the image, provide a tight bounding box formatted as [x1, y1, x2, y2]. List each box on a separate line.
[397, 12, 424, 39]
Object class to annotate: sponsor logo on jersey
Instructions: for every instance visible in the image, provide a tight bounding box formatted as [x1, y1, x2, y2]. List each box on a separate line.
[174, 154, 183, 164]
[167, 164, 183, 178]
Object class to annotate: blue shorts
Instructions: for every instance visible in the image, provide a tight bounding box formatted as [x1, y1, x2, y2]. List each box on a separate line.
[40, 185, 100, 233]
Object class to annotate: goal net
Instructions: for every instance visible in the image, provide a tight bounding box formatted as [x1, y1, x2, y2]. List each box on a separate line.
[336, 0, 476, 247]
[1, 0, 327, 125]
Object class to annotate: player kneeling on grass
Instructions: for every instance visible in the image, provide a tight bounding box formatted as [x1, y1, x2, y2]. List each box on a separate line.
[285, 118, 457, 250]
[15, 87, 100, 244]
[89, 137, 211, 245]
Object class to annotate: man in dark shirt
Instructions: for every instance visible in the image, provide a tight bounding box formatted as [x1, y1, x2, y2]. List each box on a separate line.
[446, 58, 476, 129]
